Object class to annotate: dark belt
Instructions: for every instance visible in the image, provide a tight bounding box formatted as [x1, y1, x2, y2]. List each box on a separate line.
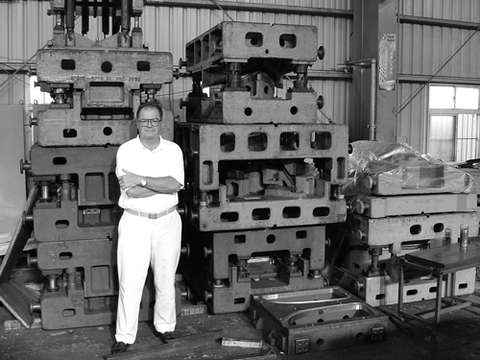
[124, 205, 177, 219]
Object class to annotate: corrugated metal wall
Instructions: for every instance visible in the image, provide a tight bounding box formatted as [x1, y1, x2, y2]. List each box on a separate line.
[0, 1, 53, 105]
[397, 0, 480, 151]
[0, 0, 352, 127]
[3, 0, 478, 149]
[400, 0, 480, 22]
[397, 82, 427, 149]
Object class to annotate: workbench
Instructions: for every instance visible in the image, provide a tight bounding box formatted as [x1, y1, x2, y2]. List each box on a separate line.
[397, 239, 480, 332]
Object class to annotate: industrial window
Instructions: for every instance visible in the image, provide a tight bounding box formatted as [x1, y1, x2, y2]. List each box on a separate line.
[428, 85, 480, 163]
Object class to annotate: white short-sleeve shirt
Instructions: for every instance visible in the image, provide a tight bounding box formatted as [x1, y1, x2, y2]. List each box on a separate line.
[116, 135, 184, 213]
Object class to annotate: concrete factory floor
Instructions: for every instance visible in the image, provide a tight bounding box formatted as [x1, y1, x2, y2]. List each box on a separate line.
[2, 282, 480, 360]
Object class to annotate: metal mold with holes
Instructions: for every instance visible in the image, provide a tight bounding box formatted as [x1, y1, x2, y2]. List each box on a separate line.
[249, 287, 388, 354]
[348, 212, 479, 250]
[36, 48, 173, 146]
[178, 122, 348, 231]
[182, 226, 327, 314]
[184, 22, 318, 74]
[29, 145, 121, 241]
[335, 266, 476, 307]
[181, 22, 323, 125]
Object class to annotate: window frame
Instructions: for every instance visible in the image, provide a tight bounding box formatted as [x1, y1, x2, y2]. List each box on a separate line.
[427, 84, 480, 163]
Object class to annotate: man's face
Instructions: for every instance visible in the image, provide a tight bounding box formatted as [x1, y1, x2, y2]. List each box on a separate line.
[137, 106, 162, 141]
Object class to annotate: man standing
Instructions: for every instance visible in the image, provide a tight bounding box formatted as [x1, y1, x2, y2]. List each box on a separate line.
[111, 102, 184, 354]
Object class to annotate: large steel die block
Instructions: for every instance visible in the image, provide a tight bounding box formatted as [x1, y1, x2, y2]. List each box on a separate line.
[185, 22, 318, 76]
[336, 267, 476, 307]
[249, 287, 388, 354]
[37, 106, 174, 147]
[189, 195, 346, 231]
[207, 226, 326, 279]
[207, 269, 326, 314]
[182, 226, 327, 314]
[33, 199, 119, 242]
[188, 90, 318, 124]
[179, 122, 349, 191]
[30, 144, 119, 206]
[36, 239, 117, 297]
[39, 280, 155, 330]
[351, 193, 477, 218]
[348, 212, 479, 250]
[37, 104, 137, 146]
[36, 48, 173, 89]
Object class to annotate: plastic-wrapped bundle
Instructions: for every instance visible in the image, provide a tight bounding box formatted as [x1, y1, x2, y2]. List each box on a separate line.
[344, 141, 475, 196]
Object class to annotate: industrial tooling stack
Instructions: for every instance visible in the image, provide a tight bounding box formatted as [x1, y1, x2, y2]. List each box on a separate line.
[176, 22, 388, 355]
[335, 141, 478, 307]
[11, 1, 174, 329]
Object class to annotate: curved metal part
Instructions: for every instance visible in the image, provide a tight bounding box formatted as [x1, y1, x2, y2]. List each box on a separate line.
[259, 287, 350, 305]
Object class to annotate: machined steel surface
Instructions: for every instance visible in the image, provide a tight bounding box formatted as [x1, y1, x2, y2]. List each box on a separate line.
[351, 193, 477, 218]
[348, 211, 479, 250]
[249, 287, 388, 354]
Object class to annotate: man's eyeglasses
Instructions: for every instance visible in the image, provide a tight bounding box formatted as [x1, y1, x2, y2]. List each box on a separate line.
[138, 118, 162, 126]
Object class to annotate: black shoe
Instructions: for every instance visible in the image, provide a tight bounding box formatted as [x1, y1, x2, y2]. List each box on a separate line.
[153, 329, 175, 344]
[164, 331, 175, 340]
[111, 341, 129, 354]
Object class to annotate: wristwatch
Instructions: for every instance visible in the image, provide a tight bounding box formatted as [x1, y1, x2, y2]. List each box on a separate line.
[140, 177, 147, 187]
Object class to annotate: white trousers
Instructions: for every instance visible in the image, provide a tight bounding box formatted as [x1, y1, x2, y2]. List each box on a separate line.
[115, 210, 182, 344]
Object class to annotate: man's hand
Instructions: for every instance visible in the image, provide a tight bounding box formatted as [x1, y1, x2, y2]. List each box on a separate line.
[119, 169, 143, 190]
